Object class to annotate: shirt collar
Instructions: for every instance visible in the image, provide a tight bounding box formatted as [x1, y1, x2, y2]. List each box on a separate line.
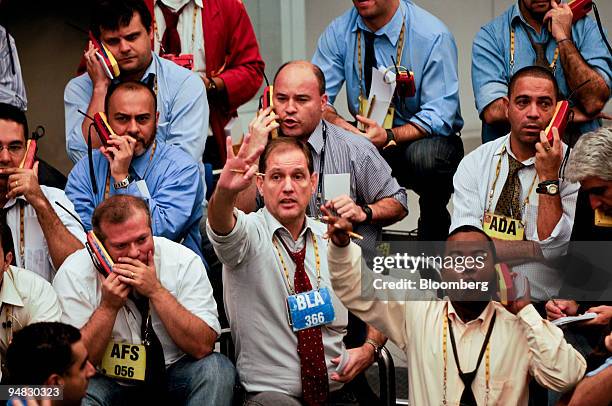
[2, 195, 27, 210]
[0, 267, 24, 308]
[447, 301, 497, 334]
[307, 121, 325, 155]
[354, 2, 405, 46]
[262, 207, 324, 241]
[157, 0, 202, 11]
[511, 2, 549, 36]
[495, 134, 536, 165]
[131, 141, 158, 180]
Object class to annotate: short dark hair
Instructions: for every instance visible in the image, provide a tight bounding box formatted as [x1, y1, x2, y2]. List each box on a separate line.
[274, 61, 326, 96]
[92, 195, 151, 243]
[0, 102, 28, 141]
[6, 322, 81, 385]
[447, 225, 497, 261]
[90, 0, 152, 38]
[508, 65, 560, 100]
[104, 80, 157, 115]
[259, 137, 314, 175]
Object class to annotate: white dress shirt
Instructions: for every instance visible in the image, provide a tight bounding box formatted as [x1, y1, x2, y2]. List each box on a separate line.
[0, 266, 61, 361]
[450, 135, 580, 300]
[153, 0, 206, 76]
[53, 236, 220, 367]
[3, 186, 86, 282]
[328, 242, 586, 406]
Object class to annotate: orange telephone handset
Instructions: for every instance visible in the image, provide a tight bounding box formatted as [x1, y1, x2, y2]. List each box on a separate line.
[568, 0, 592, 23]
[544, 101, 570, 144]
[18, 139, 37, 169]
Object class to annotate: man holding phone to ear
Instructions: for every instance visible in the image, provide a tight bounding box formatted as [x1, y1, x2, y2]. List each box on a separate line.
[325, 217, 586, 406]
[451, 66, 580, 302]
[65, 80, 205, 262]
[472, 0, 612, 143]
[53, 195, 234, 405]
[0, 103, 84, 282]
[64, 0, 208, 192]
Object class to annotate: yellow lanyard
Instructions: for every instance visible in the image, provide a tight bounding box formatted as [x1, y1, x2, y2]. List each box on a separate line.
[442, 310, 491, 406]
[510, 28, 559, 73]
[153, 2, 198, 55]
[272, 233, 321, 296]
[357, 20, 406, 101]
[104, 141, 157, 200]
[486, 146, 538, 216]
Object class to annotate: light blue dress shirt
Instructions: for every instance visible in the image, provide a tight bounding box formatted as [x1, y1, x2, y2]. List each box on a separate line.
[64, 52, 208, 197]
[65, 140, 205, 261]
[312, 0, 463, 137]
[472, 2, 612, 141]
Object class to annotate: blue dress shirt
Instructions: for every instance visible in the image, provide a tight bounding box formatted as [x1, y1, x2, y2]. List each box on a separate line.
[64, 52, 208, 195]
[472, 2, 612, 142]
[65, 141, 205, 261]
[312, 0, 463, 137]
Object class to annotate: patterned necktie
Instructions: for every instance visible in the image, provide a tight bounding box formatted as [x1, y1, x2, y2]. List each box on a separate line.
[158, 2, 187, 55]
[495, 154, 525, 219]
[363, 30, 378, 98]
[283, 241, 329, 406]
[524, 29, 550, 68]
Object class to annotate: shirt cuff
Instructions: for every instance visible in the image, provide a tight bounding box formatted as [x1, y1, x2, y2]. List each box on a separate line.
[205, 208, 243, 243]
[328, 240, 359, 264]
[476, 82, 508, 116]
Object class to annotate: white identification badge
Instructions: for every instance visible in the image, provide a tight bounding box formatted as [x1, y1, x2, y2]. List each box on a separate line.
[483, 212, 525, 241]
[100, 341, 146, 381]
[286, 287, 335, 332]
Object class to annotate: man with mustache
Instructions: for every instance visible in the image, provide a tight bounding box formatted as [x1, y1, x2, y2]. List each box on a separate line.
[472, 0, 611, 143]
[451, 66, 580, 302]
[64, 0, 208, 193]
[65, 81, 205, 261]
[0, 103, 84, 282]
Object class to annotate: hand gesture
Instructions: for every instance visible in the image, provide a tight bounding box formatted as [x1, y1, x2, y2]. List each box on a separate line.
[544, 1, 573, 42]
[100, 272, 131, 311]
[355, 115, 387, 148]
[114, 251, 163, 298]
[100, 135, 136, 183]
[1, 161, 45, 204]
[216, 134, 265, 194]
[321, 203, 353, 247]
[84, 41, 111, 90]
[582, 305, 612, 327]
[535, 127, 563, 181]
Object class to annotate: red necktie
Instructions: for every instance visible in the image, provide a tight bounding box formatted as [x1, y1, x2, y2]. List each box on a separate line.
[283, 240, 329, 406]
[158, 2, 186, 55]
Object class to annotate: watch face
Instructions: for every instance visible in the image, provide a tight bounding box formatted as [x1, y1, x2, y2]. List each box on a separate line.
[548, 184, 559, 194]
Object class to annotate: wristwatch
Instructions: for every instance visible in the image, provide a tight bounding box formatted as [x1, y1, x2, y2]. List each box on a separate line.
[361, 204, 373, 224]
[364, 338, 382, 358]
[536, 179, 560, 195]
[113, 176, 131, 190]
[383, 129, 397, 150]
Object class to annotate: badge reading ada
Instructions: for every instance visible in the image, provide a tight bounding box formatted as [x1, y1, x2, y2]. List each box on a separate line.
[286, 287, 335, 332]
[100, 341, 146, 381]
[483, 212, 525, 241]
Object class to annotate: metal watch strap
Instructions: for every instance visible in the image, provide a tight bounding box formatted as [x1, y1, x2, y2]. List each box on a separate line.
[113, 176, 131, 189]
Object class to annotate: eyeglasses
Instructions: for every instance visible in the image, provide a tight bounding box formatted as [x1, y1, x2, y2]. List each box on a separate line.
[0, 144, 24, 155]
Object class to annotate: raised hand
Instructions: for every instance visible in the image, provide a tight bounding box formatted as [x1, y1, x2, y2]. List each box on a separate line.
[216, 134, 265, 194]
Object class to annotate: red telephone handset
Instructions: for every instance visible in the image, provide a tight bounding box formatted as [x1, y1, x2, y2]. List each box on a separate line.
[19, 139, 37, 170]
[92, 112, 116, 147]
[569, 0, 592, 23]
[86, 232, 114, 277]
[495, 263, 528, 305]
[88, 32, 120, 79]
[261, 85, 279, 138]
[544, 100, 570, 144]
